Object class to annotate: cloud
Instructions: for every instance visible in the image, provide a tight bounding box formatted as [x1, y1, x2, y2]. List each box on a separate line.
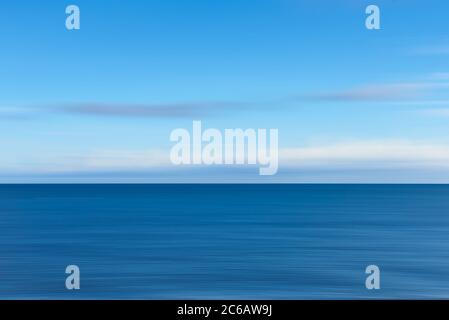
[57, 101, 246, 118]
[280, 140, 449, 168]
[1, 101, 249, 120]
[4, 140, 449, 174]
[302, 82, 449, 102]
[4, 74, 449, 123]
[5, 74, 449, 120]
[4, 141, 449, 183]
[3, 140, 449, 183]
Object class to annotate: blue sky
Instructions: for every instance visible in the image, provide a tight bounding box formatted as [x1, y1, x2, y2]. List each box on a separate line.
[1, 0, 449, 182]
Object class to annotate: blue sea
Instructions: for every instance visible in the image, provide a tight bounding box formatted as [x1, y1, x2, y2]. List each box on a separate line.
[0, 184, 448, 299]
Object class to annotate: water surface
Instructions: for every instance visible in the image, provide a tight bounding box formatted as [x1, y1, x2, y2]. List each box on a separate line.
[0, 184, 448, 299]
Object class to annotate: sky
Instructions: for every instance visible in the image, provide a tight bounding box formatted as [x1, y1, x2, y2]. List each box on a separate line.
[1, 0, 449, 182]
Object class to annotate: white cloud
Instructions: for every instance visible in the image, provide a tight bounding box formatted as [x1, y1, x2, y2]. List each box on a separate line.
[4, 140, 449, 174]
[280, 140, 449, 168]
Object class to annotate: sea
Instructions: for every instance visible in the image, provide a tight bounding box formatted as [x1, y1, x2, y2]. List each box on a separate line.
[0, 184, 448, 299]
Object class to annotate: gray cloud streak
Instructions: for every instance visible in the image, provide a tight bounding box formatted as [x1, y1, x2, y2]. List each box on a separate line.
[3, 78, 449, 121]
[300, 82, 449, 103]
[57, 101, 247, 118]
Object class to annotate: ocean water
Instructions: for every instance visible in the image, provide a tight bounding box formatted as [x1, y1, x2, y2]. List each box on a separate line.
[0, 184, 448, 299]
